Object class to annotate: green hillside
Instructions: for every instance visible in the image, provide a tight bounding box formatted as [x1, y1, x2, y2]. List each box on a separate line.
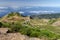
[0, 12, 60, 40]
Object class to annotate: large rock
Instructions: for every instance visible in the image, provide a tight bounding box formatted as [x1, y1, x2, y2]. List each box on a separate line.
[0, 33, 29, 40]
[0, 28, 9, 34]
[29, 38, 40, 40]
[0, 33, 48, 40]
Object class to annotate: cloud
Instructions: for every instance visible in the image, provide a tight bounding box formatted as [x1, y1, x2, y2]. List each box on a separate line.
[29, 11, 40, 14]
[0, 9, 8, 12]
[19, 11, 24, 14]
[0, 7, 9, 12]
[29, 11, 54, 14]
[25, 7, 32, 9]
[0, 7, 8, 9]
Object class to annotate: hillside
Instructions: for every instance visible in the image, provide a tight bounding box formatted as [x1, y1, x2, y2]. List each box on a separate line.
[1, 12, 60, 40]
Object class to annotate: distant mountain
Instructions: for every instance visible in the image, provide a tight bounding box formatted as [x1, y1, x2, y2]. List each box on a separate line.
[30, 13, 60, 19]
[0, 6, 60, 17]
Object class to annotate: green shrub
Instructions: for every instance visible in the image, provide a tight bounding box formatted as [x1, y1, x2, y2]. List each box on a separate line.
[29, 30, 41, 37]
[49, 19, 56, 24]
[1, 22, 10, 28]
[0, 22, 3, 27]
[19, 25, 57, 39]
[7, 12, 21, 17]
[41, 30, 57, 38]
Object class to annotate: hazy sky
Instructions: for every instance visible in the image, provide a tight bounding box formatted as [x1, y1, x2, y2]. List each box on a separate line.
[0, 0, 60, 7]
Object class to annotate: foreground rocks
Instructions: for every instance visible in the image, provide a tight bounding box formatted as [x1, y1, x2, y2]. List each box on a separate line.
[0, 33, 48, 40]
[0, 28, 49, 40]
[0, 28, 9, 34]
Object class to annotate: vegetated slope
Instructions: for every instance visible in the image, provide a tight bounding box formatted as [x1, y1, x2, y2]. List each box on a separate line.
[0, 12, 60, 40]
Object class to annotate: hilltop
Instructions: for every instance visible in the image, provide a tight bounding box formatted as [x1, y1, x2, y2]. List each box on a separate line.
[0, 12, 30, 25]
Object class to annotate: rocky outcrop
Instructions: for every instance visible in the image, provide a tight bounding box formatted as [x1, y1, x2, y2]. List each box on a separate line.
[0, 28, 9, 34]
[0, 33, 47, 40]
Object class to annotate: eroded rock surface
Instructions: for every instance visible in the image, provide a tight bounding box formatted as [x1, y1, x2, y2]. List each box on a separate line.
[0, 33, 46, 40]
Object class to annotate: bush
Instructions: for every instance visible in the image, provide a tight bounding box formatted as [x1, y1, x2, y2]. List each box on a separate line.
[0, 22, 3, 27]
[2, 22, 11, 28]
[41, 30, 57, 38]
[30, 30, 41, 37]
[9, 23, 23, 32]
[7, 12, 21, 17]
[49, 19, 56, 24]
[11, 25, 20, 32]
[19, 25, 58, 39]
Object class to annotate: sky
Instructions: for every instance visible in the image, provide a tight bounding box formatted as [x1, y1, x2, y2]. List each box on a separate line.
[0, 0, 60, 8]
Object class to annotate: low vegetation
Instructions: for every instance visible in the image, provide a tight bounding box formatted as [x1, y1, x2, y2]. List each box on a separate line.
[0, 12, 60, 40]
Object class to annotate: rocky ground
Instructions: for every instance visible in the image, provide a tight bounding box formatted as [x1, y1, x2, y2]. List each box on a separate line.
[0, 33, 47, 40]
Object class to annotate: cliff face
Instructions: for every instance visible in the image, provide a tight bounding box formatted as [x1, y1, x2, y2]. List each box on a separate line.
[0, 33, 46, 40]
